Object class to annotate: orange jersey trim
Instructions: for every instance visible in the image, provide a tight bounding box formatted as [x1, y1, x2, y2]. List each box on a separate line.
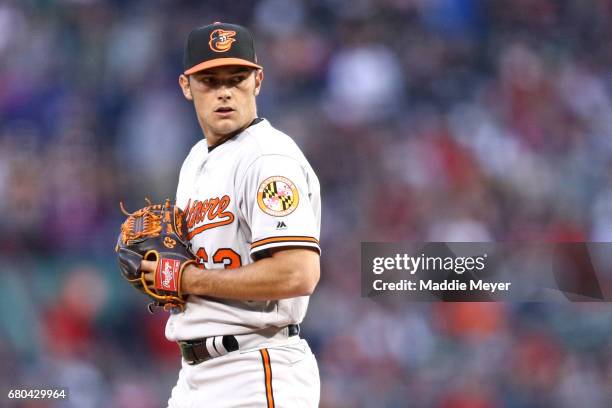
[251, 236, 320, 250]
[260, 349, 275, 408]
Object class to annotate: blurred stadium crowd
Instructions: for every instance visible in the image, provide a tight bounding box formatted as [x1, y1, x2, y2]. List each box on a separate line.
[2, 0, 612, 407]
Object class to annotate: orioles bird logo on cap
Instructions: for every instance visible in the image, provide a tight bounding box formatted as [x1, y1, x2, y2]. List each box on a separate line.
[209, 29, 236, 52]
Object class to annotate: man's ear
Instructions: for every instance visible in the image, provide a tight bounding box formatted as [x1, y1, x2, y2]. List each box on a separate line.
[254, 69, 264, 96]
[179, 74, 193, 101]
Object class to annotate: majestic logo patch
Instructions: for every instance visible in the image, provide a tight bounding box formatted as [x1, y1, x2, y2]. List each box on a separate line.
[209, 29, 236, 53]
[257, 176, 299, 217]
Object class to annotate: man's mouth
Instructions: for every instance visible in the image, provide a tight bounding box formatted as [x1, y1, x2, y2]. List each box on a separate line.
[215, 107, 234, 113]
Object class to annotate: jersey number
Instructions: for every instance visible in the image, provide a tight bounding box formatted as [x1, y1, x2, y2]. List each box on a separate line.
[195, 247, 242, 269]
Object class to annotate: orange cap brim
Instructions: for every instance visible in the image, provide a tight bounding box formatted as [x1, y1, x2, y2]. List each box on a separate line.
[184, 58, 263, 75]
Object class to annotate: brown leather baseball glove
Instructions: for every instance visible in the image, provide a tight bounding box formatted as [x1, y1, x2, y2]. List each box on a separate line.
[115, 199, 197, 313]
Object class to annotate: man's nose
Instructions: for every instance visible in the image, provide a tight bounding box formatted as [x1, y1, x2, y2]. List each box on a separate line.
[216, 85, 232, 100]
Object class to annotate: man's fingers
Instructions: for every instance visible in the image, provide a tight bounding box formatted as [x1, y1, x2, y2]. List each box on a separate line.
[144, 271, 154, 284]
[140, 260, 156, 284]
[140, 260, 157, 272]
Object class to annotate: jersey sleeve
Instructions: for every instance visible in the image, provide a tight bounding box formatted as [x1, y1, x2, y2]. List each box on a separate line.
[237, 154, 320, 258]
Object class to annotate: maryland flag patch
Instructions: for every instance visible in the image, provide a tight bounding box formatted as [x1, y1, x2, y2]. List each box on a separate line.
[257, 176, 299, 217]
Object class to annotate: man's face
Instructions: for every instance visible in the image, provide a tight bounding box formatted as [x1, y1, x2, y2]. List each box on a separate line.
[179, 66, 263, 143]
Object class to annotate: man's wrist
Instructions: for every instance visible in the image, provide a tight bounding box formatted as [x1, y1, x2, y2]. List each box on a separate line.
[182, 263, 206, 295]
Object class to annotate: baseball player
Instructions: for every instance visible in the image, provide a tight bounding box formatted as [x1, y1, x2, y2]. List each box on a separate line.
[140, 22, 321, 407]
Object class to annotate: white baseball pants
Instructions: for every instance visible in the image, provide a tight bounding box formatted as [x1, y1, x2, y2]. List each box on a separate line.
[167, 337, 320, 408]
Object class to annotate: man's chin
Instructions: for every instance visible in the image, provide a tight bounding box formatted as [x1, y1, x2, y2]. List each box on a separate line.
[214, 120, 251, 136]
[213, 122, 239, 135]
[208, 123, 249, 142]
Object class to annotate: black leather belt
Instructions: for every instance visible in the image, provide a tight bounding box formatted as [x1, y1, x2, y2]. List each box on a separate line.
[179, 324, 300, 365]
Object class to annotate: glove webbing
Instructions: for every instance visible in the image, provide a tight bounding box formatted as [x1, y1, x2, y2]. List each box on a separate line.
[119, 201, 163, 243]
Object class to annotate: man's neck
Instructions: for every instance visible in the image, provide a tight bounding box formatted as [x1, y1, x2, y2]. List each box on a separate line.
[206, 129, 243, 149]
[206, 118, 263, 151]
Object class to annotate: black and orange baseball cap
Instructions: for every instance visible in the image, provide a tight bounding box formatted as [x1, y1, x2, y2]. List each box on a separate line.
[183, 22, 263, 75]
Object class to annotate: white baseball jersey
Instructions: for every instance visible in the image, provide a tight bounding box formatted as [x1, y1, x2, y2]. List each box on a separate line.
[166, 118, 321, 341]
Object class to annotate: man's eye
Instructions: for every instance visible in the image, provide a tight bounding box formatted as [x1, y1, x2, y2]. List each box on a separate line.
[230, 76, 245, 85]
[196, 75, 245, 87]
